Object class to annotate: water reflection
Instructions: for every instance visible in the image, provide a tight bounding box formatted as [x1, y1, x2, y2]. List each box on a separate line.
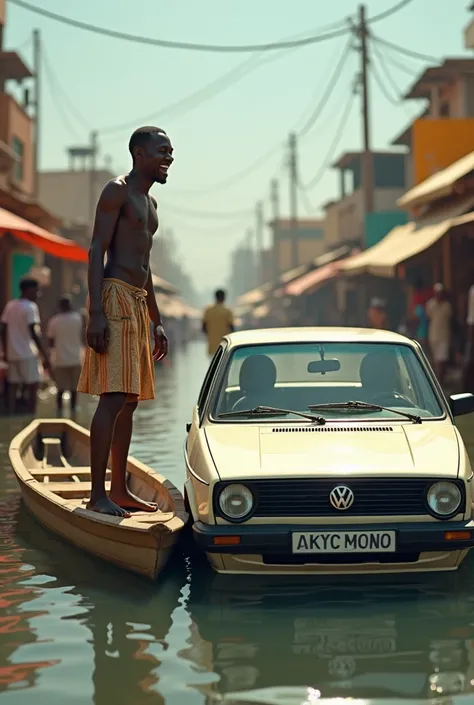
[10, 505, 187, 704]
[186, 566, 474, 702]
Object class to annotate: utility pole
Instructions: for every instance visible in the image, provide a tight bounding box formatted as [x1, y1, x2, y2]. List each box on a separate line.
[255, 200, 264, 284]
[270, 178, 280, 222]
[288, 132, 299, 269]
[32, 29, 40, 198]
[89, 130, 98, 225]
[270, 178, 280, 282]
[358, 4, 374, 216]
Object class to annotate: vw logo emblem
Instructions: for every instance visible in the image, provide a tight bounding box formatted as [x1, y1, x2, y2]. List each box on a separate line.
[329, 485, 354, 510]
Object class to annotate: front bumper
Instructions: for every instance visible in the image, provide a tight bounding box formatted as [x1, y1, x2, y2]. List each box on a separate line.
[193, 519, 474, 574]
[192, 519, 474, 555]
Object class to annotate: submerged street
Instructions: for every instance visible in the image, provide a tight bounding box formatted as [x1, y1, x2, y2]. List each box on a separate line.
[1, 339, 474, 705]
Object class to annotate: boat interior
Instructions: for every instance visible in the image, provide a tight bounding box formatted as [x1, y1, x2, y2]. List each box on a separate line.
[19, 420, 179, 524]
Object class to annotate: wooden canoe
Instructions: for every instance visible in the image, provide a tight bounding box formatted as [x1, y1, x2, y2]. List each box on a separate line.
[8, 418, 188, 580]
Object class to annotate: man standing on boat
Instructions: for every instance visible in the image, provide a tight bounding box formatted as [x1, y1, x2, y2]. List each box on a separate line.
[77, 126, 172, 517]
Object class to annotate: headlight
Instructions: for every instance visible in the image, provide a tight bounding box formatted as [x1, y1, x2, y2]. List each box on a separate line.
[218, 484, 254, 521]
[427, 481, 462, 518]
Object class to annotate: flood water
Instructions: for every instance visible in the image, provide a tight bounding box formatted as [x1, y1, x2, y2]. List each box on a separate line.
[2, 340, 474, 705]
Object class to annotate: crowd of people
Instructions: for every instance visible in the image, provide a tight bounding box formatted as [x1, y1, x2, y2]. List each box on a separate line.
[367, 281, 473, 391]
[0, 278, 85, 415]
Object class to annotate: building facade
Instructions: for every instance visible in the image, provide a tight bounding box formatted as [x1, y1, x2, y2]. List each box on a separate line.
[323, 151, 407, 250]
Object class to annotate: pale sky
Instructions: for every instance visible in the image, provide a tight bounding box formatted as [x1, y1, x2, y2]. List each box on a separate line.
[6, 0, 472, 291]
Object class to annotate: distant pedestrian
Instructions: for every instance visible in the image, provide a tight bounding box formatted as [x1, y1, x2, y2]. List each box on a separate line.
[367, 298, 388, 329]
[463, 282, 474, 392]
[413, 301, 429, 349]
[426, 282, 452, 385]
[47, 294, 84, 414]
[202, 289, 234, 356]
[0, 278, 52, 414]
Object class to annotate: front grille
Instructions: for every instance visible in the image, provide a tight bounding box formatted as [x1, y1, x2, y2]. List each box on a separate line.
[214, 479, 465, 518]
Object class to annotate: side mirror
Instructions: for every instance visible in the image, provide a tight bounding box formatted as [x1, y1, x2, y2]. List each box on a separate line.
[449, 393, 474, 417]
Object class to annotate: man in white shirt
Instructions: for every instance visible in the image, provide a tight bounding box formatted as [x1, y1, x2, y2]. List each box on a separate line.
[47, 295, 84, 414]
[1, 278, 52, 414]
[464, 283, 474, 392]
[426, 282, 452, 386]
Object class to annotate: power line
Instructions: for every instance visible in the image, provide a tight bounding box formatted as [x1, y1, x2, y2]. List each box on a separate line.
[368, 0, 416, 23]
[42, 49, 83, 139]
[42, 47, 91, 133]
[97, 21, 354, 137]
[371, 34, 440, 64]
[9, 0, 418, 54]
[159, 201, 253, 220]
[9, 0, 351, 53]
[99, 44, 304, 137]
[370, 37, 420, 76]
[302, 80, 357, 190]
[370, 51, 401, 106]
[370, 37, 411, 100]
[297, 37, 353, 138]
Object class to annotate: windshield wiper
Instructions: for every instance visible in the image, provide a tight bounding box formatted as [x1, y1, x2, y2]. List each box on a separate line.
[218, 405, 326, 424]
[307, 400, 422, 424]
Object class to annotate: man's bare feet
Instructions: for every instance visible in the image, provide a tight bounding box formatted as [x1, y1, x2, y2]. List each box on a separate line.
[109, 489, 158, 513]
[86, 496, 131, 518]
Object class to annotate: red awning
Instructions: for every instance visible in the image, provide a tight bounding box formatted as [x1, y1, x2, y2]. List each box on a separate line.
[285, 261, 341, 297]
[0, 207, 88, 262]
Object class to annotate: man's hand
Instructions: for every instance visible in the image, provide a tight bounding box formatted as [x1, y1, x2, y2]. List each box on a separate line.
[87, 312, 109, 354]
[152, 324, 168, 362]
[43, 358, 54, 380]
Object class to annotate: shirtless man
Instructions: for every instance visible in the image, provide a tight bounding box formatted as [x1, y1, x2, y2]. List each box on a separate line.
[77, 126, 172, 517]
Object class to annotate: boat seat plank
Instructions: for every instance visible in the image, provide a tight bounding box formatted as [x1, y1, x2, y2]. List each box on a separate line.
[36, 481, 111, 496]
[31, 467, 110, 478]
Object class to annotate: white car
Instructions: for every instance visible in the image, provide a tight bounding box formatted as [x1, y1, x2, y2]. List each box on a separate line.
[184, 328, 474, 575]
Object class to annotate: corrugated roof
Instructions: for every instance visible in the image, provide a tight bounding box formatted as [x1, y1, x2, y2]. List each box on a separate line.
[398, 149, 474, 207]
[340, 212, 474, 278]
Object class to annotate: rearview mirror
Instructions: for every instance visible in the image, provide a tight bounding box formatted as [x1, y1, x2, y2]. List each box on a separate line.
[308, 359, 341, 374]
[449, 393, 474, 417]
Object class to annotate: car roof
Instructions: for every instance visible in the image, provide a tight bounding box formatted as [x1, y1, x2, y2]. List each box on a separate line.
[223, 327, 416, 348]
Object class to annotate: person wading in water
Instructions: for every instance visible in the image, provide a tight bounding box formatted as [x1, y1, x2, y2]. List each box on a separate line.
[77, 126, 172, 517]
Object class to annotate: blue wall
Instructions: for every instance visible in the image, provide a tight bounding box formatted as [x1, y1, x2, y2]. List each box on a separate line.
[351, 154, 406, 190]
[364, 210, 408, 249]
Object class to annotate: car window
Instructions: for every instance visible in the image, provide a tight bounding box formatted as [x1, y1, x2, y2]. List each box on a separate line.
[211, 342, 444, 420]
[198, 346, 225, 421]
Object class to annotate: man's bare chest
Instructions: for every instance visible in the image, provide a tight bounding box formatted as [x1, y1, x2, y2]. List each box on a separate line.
[122, 194, 158, 235]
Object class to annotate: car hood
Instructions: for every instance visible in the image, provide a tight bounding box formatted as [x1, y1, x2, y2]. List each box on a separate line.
[204, 421, 460, 480]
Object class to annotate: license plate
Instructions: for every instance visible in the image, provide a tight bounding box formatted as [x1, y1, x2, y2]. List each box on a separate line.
[292, 530, 396, 554]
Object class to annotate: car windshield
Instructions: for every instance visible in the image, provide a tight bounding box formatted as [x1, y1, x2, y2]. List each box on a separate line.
[211, 342, 444, 421]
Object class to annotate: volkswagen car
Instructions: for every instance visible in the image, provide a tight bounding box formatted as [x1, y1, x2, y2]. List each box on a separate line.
[184, 328, 474, 575]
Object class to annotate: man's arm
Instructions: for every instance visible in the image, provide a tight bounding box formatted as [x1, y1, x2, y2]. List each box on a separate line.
[228, 308, 235, 333]
[144, 267, 162, 328]
[1, 323, 7, 360]
[27, 305, 50, 370]
[87, 180, 126, 353]
[46, 318, 55, 350]
[466, 286, 474, 361]
[144, 266, 168, 362]
[29, 323, 51, 368]
[88, 180, 126, 315]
